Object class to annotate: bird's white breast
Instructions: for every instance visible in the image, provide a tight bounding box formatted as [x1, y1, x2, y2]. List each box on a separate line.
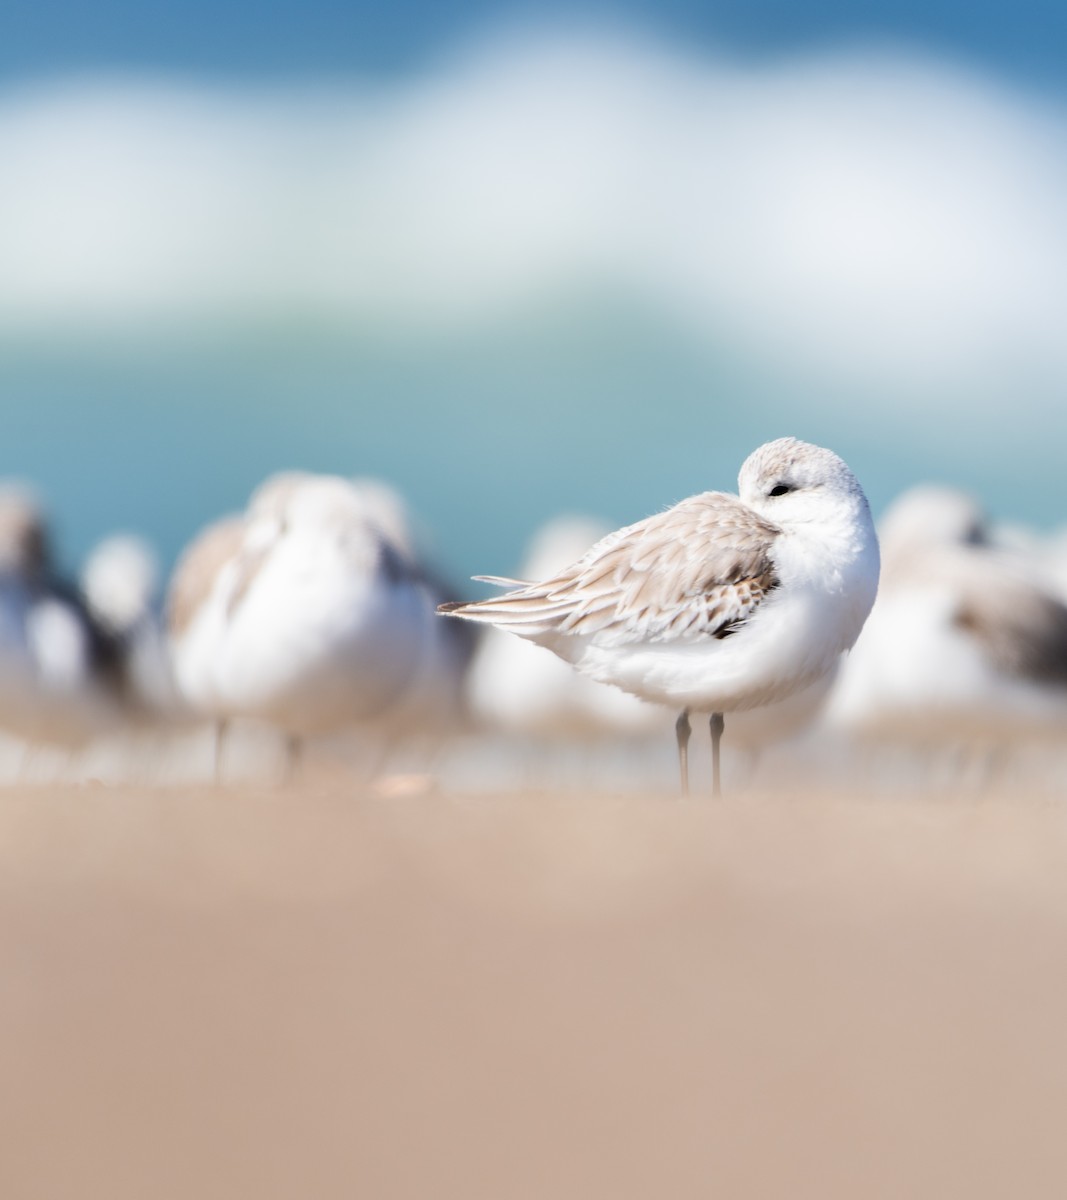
[572, 502, 879, 714]
[215, 530, 426, 734]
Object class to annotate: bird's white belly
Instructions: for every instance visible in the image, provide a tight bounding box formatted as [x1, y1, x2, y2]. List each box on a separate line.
[217, 551, 425, 734]
[171, 601, 228, 717]
[567, 582, 862, 714]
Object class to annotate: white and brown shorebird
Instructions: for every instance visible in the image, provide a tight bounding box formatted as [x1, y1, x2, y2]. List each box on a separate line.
[167, 472, 464, 781]
[439, 438, 880, 794]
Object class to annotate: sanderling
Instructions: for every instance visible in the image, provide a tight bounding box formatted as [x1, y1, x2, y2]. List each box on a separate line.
[440, 438, 880, 795]
[167, 513, 244, 715]
[349, 477, 477, 735]
[826, 485, 1067, 748]
[166, 513, 247, 776]
[168, 473, 435, 780]
[466, 515, 662, 736]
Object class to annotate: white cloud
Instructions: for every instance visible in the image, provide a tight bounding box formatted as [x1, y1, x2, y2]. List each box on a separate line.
[1, 31, 1066, 395]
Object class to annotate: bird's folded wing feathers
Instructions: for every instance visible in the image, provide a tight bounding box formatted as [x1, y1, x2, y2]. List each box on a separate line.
[167, 515, 245, 637]
[439, 492, 781, 644]
[472, 574, 534, 588]
[953, 561, 1067, 686]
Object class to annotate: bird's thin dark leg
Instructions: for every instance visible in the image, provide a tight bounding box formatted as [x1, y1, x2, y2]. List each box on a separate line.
[710, 712, 725, 798]
[213, 719, 228, 785]
[675, 709, 692, 796]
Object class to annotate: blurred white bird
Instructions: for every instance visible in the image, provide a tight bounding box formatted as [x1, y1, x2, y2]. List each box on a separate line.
[349, 477, 477, 735]
[168, 473, 447, 780]
[726, 666, 838, 757]
[826, 485, 1067, 750]
[167, 513, 246, 777]
[1037, 527, 1067, 607]
[82, 533, 178, 720]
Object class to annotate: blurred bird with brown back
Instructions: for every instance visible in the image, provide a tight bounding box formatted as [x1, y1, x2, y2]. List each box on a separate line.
[167, 474, 453, 784]
[826, 484, 1067, 747]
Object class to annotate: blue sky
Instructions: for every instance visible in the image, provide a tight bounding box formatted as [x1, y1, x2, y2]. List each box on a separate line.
[3, 0, 1065, 86]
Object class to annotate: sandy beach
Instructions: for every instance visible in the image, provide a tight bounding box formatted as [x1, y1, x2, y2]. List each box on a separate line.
[3, 783, 1067, 1198]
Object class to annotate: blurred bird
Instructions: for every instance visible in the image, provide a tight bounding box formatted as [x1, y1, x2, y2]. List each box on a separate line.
[1037, 526, 1067, 607]
[0, 485, 123, 761]
[167, 513, 246, 777]
[826, 485, 1067, 750]
[349, 477, 477, 734]
[82, 533, 177, 720]
[168, 473, 443, 780]
[441, 439, 879, 795]
[726, 665, 839, 759]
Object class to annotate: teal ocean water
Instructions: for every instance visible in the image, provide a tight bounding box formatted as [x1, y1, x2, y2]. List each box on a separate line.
[2, 303, 1058, 589]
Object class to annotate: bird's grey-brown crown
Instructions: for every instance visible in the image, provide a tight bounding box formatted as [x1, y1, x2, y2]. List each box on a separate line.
[878, 485, 986, 556]
[738, 437, 867, 513]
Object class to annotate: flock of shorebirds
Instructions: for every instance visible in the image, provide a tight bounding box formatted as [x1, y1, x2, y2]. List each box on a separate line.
[2, 436, 1067, 792]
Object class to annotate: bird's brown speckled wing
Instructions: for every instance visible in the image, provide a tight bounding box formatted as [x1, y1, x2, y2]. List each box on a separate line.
[440, 492, 780, 644]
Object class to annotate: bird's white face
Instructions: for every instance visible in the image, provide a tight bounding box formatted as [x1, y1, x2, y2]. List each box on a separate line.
[287, 478, 372, 536]
[877, 485, 985, 556]
[247, 472, 313, 524]
[83, 536, 158, 633]
[245, 474, 370, 543]
[738, 437, 868, 528]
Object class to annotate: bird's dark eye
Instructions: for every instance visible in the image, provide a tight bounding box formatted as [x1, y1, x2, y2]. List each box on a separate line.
[769, 484, 792, 497]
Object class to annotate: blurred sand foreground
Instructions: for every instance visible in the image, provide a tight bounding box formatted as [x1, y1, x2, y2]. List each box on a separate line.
[3, 785, 1067, 1199]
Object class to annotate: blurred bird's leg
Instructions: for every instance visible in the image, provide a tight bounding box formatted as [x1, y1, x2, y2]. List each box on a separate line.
[284, 734, 303, 786]
[675, 709, 691, 796]
[988, 743, 1011, 786]
[213, 719, 228, 785]
[975, 740, 1011, 792]
[710, 712, 725, 798]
